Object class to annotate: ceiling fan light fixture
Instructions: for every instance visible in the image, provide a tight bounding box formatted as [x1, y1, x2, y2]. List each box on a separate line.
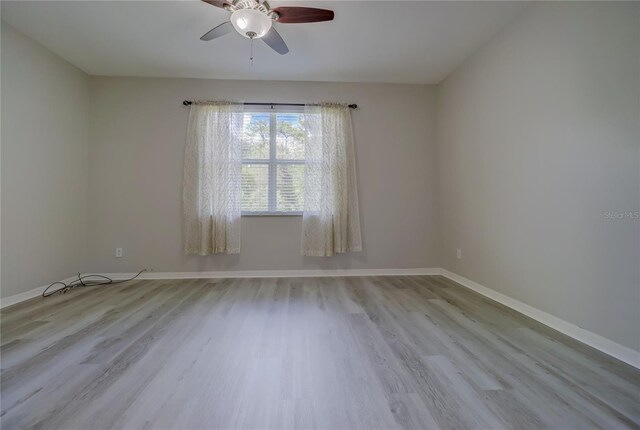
[230, 9, 272, 39]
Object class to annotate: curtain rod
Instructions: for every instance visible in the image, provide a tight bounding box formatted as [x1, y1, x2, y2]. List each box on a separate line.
[182, 101, 358, 109]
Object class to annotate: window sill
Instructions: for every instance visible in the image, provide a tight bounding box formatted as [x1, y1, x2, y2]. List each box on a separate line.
[242, 212, 303, 217]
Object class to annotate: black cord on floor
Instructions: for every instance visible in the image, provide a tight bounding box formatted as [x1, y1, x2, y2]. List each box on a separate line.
[42, 269, 147, 298]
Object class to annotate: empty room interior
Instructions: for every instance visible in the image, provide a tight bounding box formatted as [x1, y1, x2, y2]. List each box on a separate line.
[1, 1, 639, 429]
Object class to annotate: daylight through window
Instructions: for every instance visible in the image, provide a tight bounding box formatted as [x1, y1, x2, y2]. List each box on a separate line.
[241, 107, 306, 214]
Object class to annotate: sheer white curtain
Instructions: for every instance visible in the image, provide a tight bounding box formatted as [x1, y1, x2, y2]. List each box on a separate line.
[302, 103, 362, 256]
[183, 101, 244, 255]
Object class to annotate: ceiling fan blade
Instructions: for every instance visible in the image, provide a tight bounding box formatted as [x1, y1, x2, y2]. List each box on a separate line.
[200, 21, 234, 41]
[262, 27, 289, 55]
[201, 0, 231, 10]
[272, 7, 334, 24]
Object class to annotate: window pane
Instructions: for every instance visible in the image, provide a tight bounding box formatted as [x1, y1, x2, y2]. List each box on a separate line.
[277, 164, 304, 212]
[242, 164, 269, 212]
[276, 113, 305, 160]
[242, 113, 270, 159]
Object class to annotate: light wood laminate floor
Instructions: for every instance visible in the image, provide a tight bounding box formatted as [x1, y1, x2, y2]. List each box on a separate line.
[1, 276, 638, 430]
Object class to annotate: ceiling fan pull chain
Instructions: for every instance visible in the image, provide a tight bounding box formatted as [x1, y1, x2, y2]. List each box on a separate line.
[250, 37, 254, 66]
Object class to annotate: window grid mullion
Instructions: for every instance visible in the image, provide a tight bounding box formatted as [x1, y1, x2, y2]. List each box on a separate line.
[268, 112, 277, 212]
[242, 159, 304, 165]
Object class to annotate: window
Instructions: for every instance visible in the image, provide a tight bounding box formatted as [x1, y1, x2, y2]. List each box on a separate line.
[241, 106, 306, 215]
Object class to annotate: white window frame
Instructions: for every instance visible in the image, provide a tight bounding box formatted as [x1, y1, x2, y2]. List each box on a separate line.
[242, 105, 305, 216]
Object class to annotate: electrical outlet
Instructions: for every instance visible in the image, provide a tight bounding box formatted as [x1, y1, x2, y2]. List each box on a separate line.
[456, 249, 462, 260]
[115, 248, 123, 258]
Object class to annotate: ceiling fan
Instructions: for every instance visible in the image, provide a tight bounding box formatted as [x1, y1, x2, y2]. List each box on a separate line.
[200, 0, 334, 55]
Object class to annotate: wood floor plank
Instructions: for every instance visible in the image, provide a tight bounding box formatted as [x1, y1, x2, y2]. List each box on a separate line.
[1, 275, 638, 430]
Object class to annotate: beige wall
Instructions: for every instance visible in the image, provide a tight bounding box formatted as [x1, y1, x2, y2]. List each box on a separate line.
[87, 77, 439, 273]
[436, 2, 640, 350]
[1, 21, 90, 298]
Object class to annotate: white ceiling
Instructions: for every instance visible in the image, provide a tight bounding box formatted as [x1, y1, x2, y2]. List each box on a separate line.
[1, 1, 529, 84]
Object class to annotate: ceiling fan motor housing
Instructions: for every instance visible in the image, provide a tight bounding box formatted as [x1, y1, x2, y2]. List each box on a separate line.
[232, 0, 272, 16]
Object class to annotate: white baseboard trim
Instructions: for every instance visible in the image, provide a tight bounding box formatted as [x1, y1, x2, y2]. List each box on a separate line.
[103, 267, 442, 280]
[439, 269, 640, 369]
[0, 276, 78, 309]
